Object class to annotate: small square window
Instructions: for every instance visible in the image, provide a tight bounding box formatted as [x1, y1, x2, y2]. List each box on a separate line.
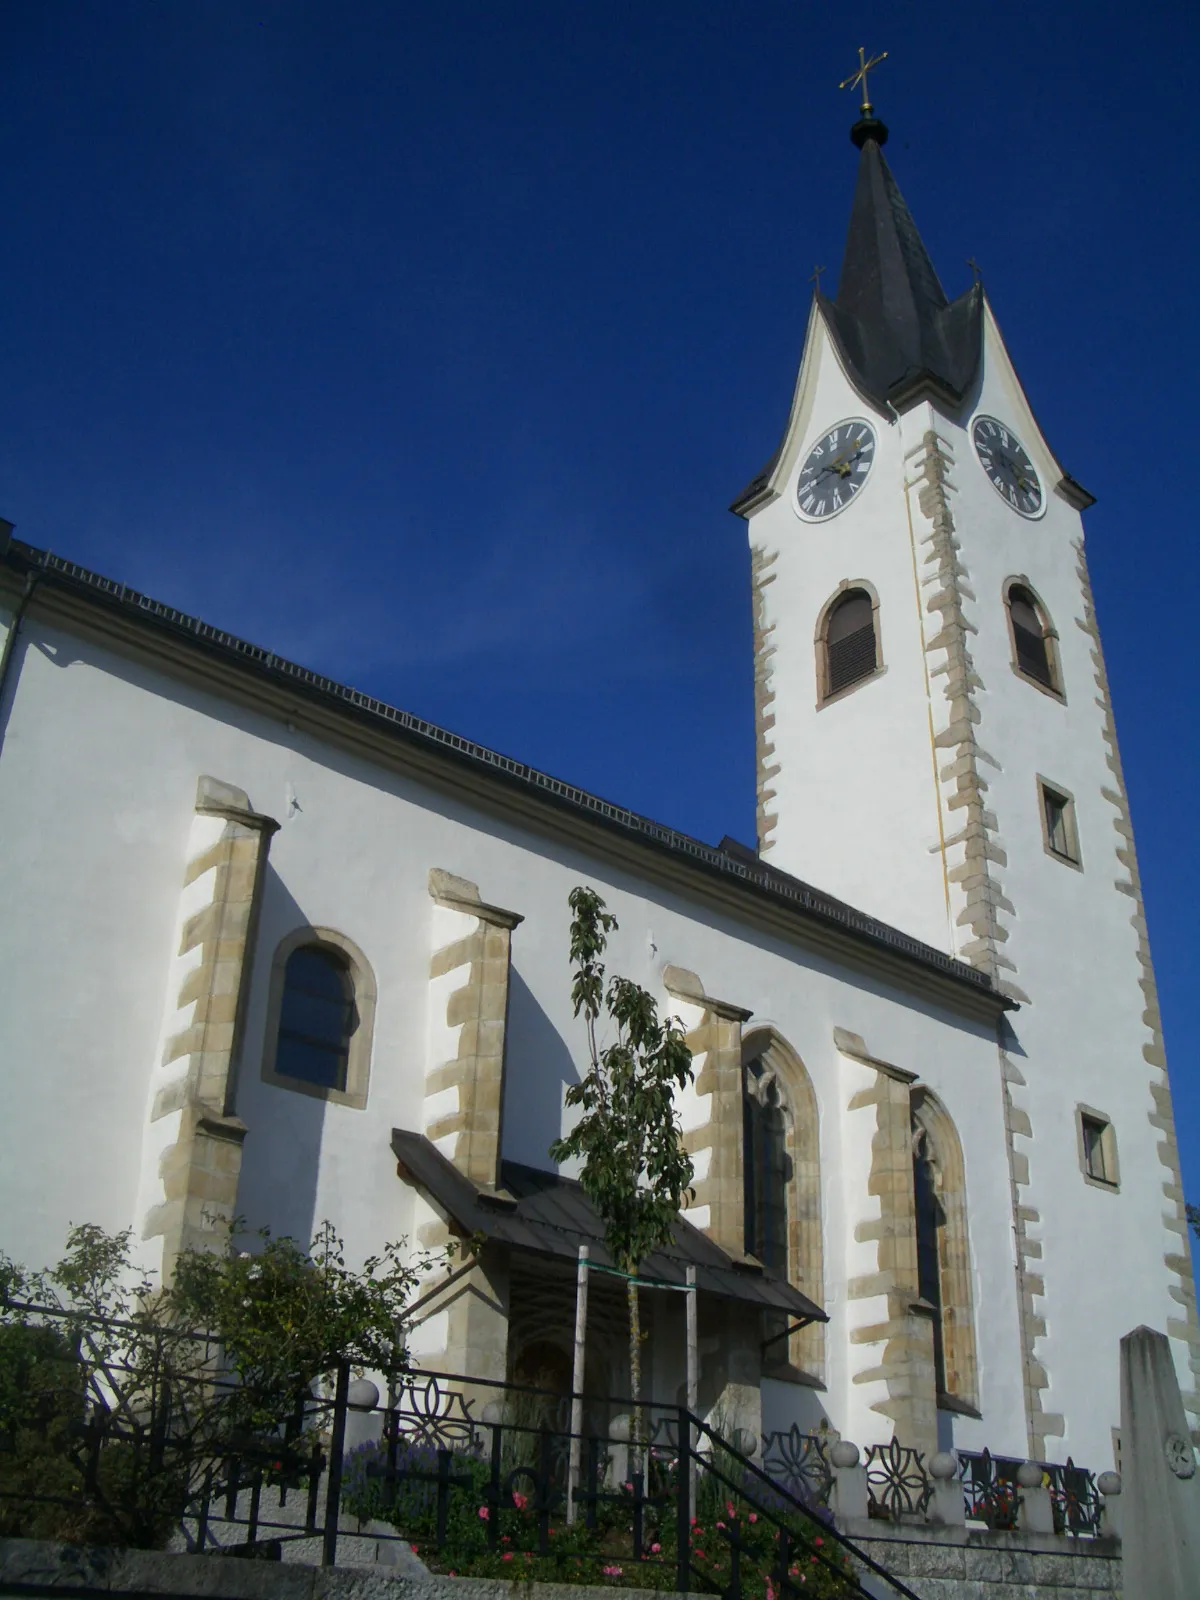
[1081, 1115, 1109, 1181]
[1077, 1106, 1119, 1190]
[1038, 778, 1081, 867]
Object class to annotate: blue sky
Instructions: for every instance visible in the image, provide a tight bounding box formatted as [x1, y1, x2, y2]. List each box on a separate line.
[3, 3, 1197, 1197]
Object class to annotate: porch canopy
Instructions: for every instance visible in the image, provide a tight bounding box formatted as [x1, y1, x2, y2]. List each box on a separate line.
[391, 1128, 826, 1324]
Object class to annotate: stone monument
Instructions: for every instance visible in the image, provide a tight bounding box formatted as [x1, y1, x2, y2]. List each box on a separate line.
[1120, 1325, 1200, 1598]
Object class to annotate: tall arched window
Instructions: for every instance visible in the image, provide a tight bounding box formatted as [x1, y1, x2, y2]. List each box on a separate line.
[912, 1123, 948, 1396]
[741, 1031, 825, 1381]
[743, 1059, 789, 1272]
[261, 928, 377, 1109]
[819, 585, 879, 700]
[1005, 581, 1062, 696]
[910, 1090, 979, 1412]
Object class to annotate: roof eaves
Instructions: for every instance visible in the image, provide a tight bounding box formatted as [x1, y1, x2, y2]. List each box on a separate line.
[2, 539, 1012, 1012]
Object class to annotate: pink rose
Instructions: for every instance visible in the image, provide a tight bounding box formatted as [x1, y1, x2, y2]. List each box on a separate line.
[478, 1506, 488, 1520]
[512, 1491, 528, 1510]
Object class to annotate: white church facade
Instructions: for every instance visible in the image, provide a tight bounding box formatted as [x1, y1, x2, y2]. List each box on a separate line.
[0, 107, 1194, 1479]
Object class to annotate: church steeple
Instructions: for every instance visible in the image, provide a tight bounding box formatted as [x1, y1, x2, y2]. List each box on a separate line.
[818, 127, 983, 410]
[730, 99, 987, 515]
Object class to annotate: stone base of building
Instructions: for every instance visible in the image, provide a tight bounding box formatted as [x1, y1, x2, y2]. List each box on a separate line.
[2, 1531, 1122, 1600]
[843, 1520, 1121, 1599]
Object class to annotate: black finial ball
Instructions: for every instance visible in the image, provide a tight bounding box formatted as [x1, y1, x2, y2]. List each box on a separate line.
[850, 116, 889, 150]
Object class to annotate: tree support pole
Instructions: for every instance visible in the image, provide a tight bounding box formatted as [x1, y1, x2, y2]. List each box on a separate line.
[686, 1265, 698, 1508]
[567, 1244, 589, 1523]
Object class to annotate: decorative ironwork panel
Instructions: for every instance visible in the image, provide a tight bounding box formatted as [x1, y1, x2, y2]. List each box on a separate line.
[958, 1448, 1021, 1529]
[761, 1426, 833, 1507]
[864, 1439, 932, 1520]
[1046, 1457, 1102, 1536]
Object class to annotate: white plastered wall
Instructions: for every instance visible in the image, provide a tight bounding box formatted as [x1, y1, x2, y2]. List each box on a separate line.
[0, 607, 1025, 1460]
[746, 309, 956, 952]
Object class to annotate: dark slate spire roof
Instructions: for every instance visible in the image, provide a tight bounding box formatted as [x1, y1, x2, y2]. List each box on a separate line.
[731, 119, 984, 514]
[819, 126, 982, 411]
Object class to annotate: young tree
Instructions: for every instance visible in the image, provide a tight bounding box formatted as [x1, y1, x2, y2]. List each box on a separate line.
[0, 1219, 436, 1545]
[550, 887, 695, 1451]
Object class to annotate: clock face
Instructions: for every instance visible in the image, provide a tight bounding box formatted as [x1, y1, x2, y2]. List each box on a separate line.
[795, 419, 876, 520]
[972, 416, 1042, 516]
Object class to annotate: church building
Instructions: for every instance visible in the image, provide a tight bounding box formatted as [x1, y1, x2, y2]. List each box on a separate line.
[0, 98, 1194, 1477]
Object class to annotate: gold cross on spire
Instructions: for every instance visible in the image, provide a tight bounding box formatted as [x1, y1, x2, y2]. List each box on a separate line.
[839, 45, 888, 118]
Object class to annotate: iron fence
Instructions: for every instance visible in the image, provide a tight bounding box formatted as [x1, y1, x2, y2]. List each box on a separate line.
[957, 1448, 1102, 1536]
[1, 1297, 921, 1599]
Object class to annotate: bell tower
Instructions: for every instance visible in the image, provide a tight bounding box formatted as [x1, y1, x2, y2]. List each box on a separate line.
[731, 84, 1200, 1464]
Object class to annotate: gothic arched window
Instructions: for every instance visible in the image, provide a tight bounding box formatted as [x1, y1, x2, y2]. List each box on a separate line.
[910, 1091, 979, 1412]
[912, 1122, 948, 1396]
[740, 1034, 825, 1382]
[819, 585, 879, 700]
[743, 1059, 789, 1272]
[262, 928, 377, 1109]
[1005, 581, 1062, 696]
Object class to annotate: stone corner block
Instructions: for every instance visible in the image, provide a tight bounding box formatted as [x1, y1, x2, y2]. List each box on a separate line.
[662, 965, 752, 1022]
[428, 868, 523, 930]
[196, 774, 252, 813]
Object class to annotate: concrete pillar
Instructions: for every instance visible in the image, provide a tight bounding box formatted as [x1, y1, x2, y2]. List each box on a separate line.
[1119, 1325, 1200, 1597]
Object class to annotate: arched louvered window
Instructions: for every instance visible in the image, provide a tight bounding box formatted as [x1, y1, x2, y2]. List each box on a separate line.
[1006, 583, 1061, 695]
[823, 587, 878, 699]
[276, 943, 356, 1092]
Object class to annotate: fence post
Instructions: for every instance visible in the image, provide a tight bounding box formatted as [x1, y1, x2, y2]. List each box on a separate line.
[197, 1466, 212, 1553]
[1017, 1461, 1055, 1535]
[322, 1359, 351, 1568]
[675, 1405, 691, 1596]
[488, 1424, 502, 1550]
[305, 1443, 323, 1533]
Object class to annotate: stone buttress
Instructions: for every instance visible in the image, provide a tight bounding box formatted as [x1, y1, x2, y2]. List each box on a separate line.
[664, 966, 762, 1445]
[838, 1028, 938, 1456]
[135, 776, 278, 1284]
[406, 869, 523, 1385]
